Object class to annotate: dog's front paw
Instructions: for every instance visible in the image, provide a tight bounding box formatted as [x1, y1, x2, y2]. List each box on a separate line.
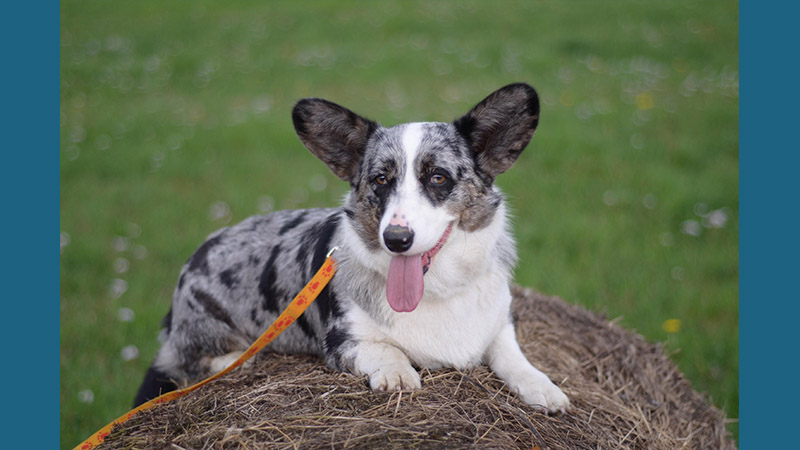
[368, 363, 421, 392]
[515, 375, 570, 414]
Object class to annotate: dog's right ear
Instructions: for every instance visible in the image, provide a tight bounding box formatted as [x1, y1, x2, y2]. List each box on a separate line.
[453, 83, 540, 179]
[292, 98, 379, 182]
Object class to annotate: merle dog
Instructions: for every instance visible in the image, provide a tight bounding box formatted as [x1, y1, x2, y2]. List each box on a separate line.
[134, 83, 569, 413]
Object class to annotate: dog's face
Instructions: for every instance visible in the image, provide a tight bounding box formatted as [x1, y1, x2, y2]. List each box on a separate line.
[292, 83, 539, 311]
[351, 122, 474, 256]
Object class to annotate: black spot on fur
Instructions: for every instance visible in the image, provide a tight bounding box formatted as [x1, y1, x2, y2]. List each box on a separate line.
[279, 211, 308, 235]
[298, 213, 341, 269]
[295, 314, 316, 340]
[248, 255, 261, 267]
[343, 208, 355, 219]
[325, 326, 350, 353]
[249, 307, 263, 327]
[177, 272, 186, 291]
[294, 244, 310, 274]
[324, 325, 351, 369]
[192, 288, 236, 330]
[320, 289, 342, 324]
[306, 213, 342, 324]
[258, 245, 284, 314]
[420, 167, 455, 205]
[187, 234, 223, 275]
[372, 177, 394, 205]
[368, 156, 398, 209]
[219, 268, 238, 289]
[453, 114, 475, 143]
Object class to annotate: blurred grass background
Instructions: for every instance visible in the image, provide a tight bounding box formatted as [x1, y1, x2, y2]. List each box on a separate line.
[60, 0, 738, 448]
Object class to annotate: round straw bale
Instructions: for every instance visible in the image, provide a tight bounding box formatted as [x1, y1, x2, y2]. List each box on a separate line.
[100, 286, 736, 450]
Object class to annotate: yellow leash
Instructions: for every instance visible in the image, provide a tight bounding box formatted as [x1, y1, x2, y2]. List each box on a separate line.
[74, 248, 339, 450]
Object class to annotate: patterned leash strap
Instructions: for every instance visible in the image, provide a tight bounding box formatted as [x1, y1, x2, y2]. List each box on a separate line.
[74, 247, 339, 450]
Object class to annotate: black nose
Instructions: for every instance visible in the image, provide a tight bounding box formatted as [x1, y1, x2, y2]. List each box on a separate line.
[383, 225, 414, 253]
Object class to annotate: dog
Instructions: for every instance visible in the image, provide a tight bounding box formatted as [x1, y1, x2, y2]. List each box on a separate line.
[134, 82, 569, 413]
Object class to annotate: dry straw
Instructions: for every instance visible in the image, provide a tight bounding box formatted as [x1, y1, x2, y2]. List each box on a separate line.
[100, 286, 736, 449]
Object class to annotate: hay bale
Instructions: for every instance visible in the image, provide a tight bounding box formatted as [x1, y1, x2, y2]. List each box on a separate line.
[101, 286, 736, 450]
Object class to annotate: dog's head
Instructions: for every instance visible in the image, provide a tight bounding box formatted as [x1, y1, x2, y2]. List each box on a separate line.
[292, 83, 539, 311]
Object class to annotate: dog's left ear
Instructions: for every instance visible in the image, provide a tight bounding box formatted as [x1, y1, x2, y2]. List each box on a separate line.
[453, 83, 539, 178]
[292, 98, 379, 182]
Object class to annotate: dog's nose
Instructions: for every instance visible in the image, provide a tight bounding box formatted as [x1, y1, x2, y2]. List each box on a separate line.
[383, 225, 414, 253]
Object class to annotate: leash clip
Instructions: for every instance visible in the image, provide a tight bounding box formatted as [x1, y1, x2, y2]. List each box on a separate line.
[326, 246, 340, 258]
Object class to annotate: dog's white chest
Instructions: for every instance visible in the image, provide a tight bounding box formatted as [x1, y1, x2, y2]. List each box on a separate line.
[383, 275, 511, 369]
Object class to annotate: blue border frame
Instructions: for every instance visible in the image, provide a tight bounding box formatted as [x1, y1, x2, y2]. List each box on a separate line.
[740, 1, 796, 447]
[9, 1, 791, 447]
[2, 3, 60, 448]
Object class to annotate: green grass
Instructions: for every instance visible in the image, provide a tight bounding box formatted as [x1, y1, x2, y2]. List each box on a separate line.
[60, 0, 738, 448]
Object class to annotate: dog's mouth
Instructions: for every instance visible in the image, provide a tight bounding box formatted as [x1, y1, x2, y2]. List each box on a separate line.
[385, 222, 454, 313]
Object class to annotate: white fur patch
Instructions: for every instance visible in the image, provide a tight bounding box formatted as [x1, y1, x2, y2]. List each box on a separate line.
[401, 122, 426, 161]
[484, 323, 570, 413]
[208, 351, 250, 374]
[344, 208, 514, 369]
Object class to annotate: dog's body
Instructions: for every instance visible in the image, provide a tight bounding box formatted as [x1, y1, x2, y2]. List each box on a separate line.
[135, 83, 569, 413]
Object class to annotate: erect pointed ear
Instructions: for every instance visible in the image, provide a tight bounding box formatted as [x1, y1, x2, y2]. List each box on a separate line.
[292, 98, 379, 182]
[453, 83, 540, 178]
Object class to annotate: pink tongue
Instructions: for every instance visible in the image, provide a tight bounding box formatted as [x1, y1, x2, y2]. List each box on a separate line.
[386, 255, 424, 312]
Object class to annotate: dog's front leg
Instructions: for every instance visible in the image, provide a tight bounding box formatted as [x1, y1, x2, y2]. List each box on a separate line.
[484, 322, 569, 413]
[352, 340, 421, 392]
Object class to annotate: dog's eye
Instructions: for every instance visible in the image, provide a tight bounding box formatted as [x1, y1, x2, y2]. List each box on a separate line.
[374, 174, 388, 185]
[430, 174, 447, 185]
